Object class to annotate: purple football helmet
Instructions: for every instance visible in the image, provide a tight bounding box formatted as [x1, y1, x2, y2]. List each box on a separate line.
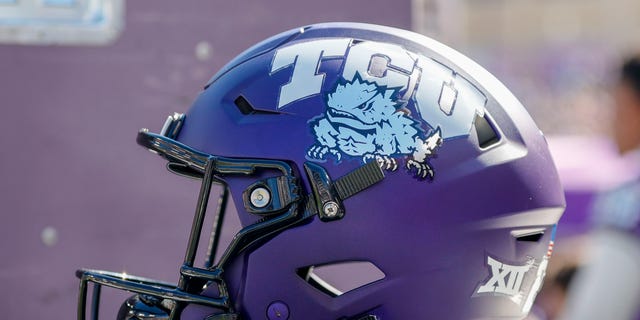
[76, 23, 565, 319]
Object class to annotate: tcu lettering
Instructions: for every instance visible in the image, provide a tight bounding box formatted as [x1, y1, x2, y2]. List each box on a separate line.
[270, 38, 487, 139]
[476, 256, 531, 296]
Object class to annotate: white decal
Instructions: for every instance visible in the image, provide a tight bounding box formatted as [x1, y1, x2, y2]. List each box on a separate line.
[342, 41, 417, 93]
[306, 73, 442, 179]
[270, 38, 351, 108]
[476, 256, 532, 296]
[414, 58, 486, 138]
[270, 38, 487, 140]
[522, 256, 549, 314]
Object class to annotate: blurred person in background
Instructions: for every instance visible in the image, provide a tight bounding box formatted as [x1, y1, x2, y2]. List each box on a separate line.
[530, 266, 578, 319]
[559, 56, 640, 320]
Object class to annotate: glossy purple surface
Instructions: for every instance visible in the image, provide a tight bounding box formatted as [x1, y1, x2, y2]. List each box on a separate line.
[0, 2, 410, 319]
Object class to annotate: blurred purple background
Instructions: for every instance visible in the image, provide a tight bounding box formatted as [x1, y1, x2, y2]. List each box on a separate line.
[0, 1, 410, 318]
[2, 0, 638, 318]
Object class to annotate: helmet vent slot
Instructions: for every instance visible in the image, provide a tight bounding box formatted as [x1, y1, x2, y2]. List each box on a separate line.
[474, 114, 500, 148]
[512, 228, 546, 242]
[234, 96, 281, 115]
[515, 232, 544, 242]
[297, 261, 385, 297]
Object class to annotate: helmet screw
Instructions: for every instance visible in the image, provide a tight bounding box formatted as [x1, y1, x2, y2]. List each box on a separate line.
[250, 187, 271, 208]
[267, 301, 289, 320]
[323, 201, 339, 218]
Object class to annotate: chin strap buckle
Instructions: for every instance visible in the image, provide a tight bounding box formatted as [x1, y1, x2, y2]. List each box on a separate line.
[304, 161, 385, 222]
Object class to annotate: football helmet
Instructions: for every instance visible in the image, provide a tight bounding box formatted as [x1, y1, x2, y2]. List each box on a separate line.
[76, 22, 565, 319]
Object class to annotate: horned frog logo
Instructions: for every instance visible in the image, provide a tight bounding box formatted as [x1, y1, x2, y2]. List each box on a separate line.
[307, 73, 442, 180]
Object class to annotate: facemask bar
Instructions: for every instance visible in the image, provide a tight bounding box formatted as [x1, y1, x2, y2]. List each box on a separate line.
[204, 183, 228, 269]
[76, 113, 385, 319]
[76, 120, 313, 319]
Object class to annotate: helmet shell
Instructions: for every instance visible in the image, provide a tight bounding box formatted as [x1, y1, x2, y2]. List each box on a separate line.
[178, 23, 565, 319]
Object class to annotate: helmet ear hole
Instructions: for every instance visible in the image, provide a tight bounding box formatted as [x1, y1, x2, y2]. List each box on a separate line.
[297, 261, 385, 297]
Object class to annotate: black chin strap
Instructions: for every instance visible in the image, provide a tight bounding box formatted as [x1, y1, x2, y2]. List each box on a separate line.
[334, 160, 386, 200]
